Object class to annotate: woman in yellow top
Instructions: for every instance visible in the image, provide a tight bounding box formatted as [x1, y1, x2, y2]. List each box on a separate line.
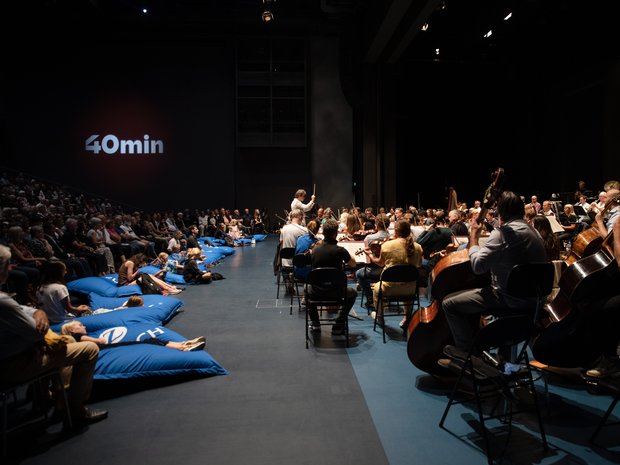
[364, 219, 423, 327]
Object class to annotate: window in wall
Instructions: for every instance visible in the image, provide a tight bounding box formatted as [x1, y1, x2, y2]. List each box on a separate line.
[236, 37, 306, 147]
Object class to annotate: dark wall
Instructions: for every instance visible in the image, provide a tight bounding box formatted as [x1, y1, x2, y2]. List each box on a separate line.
[1, 41, 235, 212]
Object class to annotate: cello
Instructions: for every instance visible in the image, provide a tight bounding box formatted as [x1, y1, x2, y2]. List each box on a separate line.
[565, 195, 620, 265]
[406, 167, 504, 376]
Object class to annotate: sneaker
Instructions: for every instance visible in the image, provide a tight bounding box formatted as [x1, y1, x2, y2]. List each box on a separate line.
[585, 356, 620, 378]
[399, 316, 408, 328]
[185, 340, 206, 352]
[309, 323, 321, 333]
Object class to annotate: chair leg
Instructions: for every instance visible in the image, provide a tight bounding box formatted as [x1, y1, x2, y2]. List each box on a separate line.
[591, 395, 619, 444]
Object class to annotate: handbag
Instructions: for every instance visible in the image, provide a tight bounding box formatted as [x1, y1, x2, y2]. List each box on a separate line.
[138, 273, 163, 294]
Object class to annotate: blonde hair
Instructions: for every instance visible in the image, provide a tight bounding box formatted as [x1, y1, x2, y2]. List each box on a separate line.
[61, 321, 81, 336]
[188, 247, 202, 258]
[156, 252, 169, 264]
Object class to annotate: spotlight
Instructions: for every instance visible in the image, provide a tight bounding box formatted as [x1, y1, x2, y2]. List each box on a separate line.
[262, 0, 275, 23]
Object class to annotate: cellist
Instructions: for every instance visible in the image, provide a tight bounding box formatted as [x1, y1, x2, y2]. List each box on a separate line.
[582, 217, 620, 378]
[438, 191, 547, 362]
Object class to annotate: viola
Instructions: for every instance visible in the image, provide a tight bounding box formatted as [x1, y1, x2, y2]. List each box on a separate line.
[406, 167, 504, 376]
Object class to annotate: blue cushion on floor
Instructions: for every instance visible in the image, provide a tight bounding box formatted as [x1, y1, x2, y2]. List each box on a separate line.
[50, 294, 183, 333]
[92, 324, 228, 380]
[67, 276, 142, 297]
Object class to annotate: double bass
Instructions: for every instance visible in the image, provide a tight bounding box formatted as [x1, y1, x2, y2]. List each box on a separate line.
[531, 226, 618, 368]
[406, 168, 504, 376]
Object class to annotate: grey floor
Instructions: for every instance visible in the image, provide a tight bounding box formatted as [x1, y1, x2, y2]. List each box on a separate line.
[7, 235, 620, 465]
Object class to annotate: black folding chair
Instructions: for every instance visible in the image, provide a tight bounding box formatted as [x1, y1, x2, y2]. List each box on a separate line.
[304, 267, 349, 348]
[276, 247, 296, 300]
[373, 264, 419, 343]
[439, 262, 554, 465]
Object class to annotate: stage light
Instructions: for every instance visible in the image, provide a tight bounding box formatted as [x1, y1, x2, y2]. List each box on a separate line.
[421, 23, 429, 31]
[504, 12, 512, 21]
[483, 29, 493, 38]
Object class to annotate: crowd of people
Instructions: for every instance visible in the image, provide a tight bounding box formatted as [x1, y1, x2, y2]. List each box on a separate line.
[282, 181, 620, 379]
[2, 169, 620, 447]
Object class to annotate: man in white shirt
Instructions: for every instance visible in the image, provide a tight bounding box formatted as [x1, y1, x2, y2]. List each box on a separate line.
[290, 189, 315, 224]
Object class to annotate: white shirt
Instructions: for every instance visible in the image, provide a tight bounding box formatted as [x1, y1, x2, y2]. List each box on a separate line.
[36, 283, 71, 325]
[291, 197, 314, 213]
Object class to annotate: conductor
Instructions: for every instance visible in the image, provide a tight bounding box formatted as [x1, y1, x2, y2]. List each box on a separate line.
[291, 189, 316, 224]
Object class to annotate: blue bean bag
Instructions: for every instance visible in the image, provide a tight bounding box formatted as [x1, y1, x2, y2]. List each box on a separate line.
[50, 294, 183, 333]
[252, 234, 267, 242]
[90, 324, 228, 380]
[67, 276, 142, 297]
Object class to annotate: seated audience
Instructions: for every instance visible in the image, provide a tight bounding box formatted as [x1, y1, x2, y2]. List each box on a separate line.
[0, 244, 108, 426]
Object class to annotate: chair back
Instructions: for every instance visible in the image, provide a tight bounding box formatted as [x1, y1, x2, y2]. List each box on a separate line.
[292, 253, 312, 268]
[506, 262, 554, 299]
[279, 247, 296, 261]
[379, 264, 419, 284]
[306, 267, 348, 290]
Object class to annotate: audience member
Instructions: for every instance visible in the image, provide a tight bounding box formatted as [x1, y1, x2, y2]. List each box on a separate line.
[0, 244, 108, 426]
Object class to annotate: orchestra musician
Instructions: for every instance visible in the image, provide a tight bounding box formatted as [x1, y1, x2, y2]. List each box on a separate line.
[307, 219, 357, 336]
[593, 187, 619, 237]
[367, 219, 423, 328]
[291, 189, 316, 225]
[438, 191, 547, 362]
[582, 218, 620, 378]
[355, 213, 390, 310]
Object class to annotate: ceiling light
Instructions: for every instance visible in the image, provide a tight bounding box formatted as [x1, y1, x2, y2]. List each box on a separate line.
[504, 12, 512, 21]
[435, 48, 440, 55]
[262, 10, 274, 22]
[483, 30, 493, 38]
[262, 0, 275, 23]
[421, 23, 429, 31]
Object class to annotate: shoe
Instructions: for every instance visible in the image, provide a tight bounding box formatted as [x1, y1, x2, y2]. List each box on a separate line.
[185, 340, 206, 351]
[184, 336, 206, 346]
[399, 316, 408, 328]
[585, 356, 620, 379]
[309, 323, 321, 333]
[168, 289, 182, 295]
[71, 407, 108, 426]
[370, 311, 384, 326]
[331, 326, 345, 336]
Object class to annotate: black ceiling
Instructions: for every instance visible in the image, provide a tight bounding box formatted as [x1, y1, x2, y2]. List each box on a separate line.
[5, 1, 620, 68]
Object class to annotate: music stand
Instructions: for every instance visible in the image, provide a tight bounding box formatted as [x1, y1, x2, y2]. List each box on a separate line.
[573, 205, 587, 216]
